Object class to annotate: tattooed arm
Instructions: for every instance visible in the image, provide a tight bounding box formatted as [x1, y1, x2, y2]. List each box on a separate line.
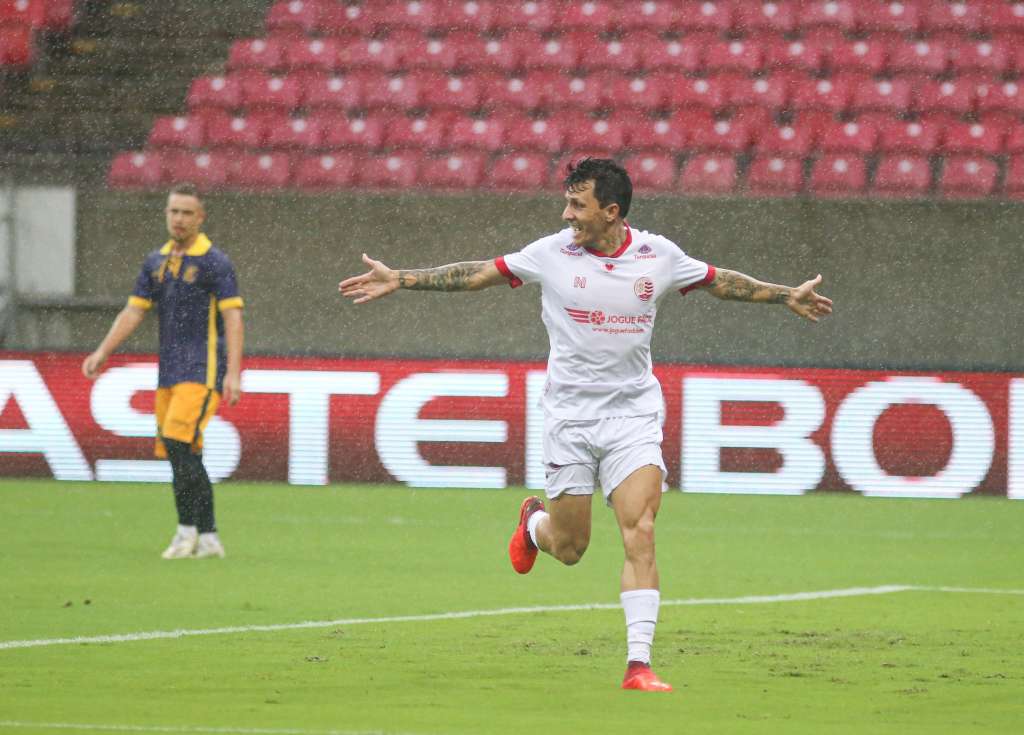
[706, 268, 833, 323]
[339, 253, 505, 304]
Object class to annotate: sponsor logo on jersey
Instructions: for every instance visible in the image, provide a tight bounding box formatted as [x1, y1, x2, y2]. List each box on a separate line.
[634, 243, 657, 260]
[560, 242, 584, 256]
[564, 307, 653, 327]
[634, 277, 655, 302]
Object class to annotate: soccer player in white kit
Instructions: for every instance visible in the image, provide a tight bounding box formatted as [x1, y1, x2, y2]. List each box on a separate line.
[339, 158, 832, 692]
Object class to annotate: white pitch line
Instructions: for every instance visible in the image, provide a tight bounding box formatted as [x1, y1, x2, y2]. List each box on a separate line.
[1, 585, 1020, 653]
[0, 723, 419, 735]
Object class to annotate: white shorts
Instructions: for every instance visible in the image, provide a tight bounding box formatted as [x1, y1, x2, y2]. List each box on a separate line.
[542, 413, 668, 503]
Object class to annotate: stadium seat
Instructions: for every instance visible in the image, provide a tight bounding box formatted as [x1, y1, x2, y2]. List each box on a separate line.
[688, 115, 753, 153]
[627, 114, 690, 152]
[108, 151, 165, 190]
[746, 155, 803, 196]
[205, 115, 266, 149]
[488, 152, 551, 189]
[520, 32, 581, 71]
[402, 32, 461, 71]
[282, 36, 342, 73]
[227, 38, 286, 72]
[987, 2, 1024, 34]
[678, 153, 737, 195]
[469, 31, 527, 73]
[228, 152, 292, 190]
[574, 32, 643, 74]
[888, 38, 948, 76]
[337, 34, 405, 72]
[613, 73, 670, 112]
[873, 155, 932, 198]
[669, 75, 729, 112]
[505, 113, 568, 153]
[974, 79, 1024, 117]
[293, 152, 358, 189]
[318, 1, 384, 36]
[733, 1, 798, 34]
[730, 104, 774, 134]
[164, 151, 231, 191]
[1006, 124, 1024, 155]
[301, 71, 366, 111]
[640, 33, 707, 74]
[942, 120, 1006, 156]
[621, 152, 678, 191]
[948, 38, 1011, 76]
[0, 0, 44, 29]
[574, 113, 630, 153]
[496, 1, 561, 34]
[855, 0, 921, 34]
[362, 72, 423, 110]
[418, 151, 488, 188]
[437, 1, 500, 33]
[830, 37, 888, 75]
[148, 115, 206, 149]
[1003, 155, 1024, 196]
[264, 114, 324, 150]
[447, 113, 508, 151]
[916, 77, 975, 116]
[923, 0, 984, 34]
[380, 0, 444, 32]
[678, 0, 735, 33]
[754, 119, 820, 157]
[316, 112, 387, 149]
[808, 154, 867, 196]
[851, 77, 913, 114]
[704, 38, 764, 74]
[761, 35, 827, 73]
[482, 71, 550, 110]
[266, 0, 324, 35]
[357, 151, 423, 188]
[726, 73, 789, 112]
[938, 155, 998, 198]
[241, 73, 302, 111]
[613, 0, 680, 32]
[817, 117, 878, 154]
[875, 116, 943, 155]
[384, 111, 450, 149]
[549, 70, 607, 111]
[799, 0, 857, 32]
[0, 22, 31, 66]
[561, 1, 619, 34]
[187, 75, 243, 113]
[411, 70, 485, 111]
[788, 73, 858, 114]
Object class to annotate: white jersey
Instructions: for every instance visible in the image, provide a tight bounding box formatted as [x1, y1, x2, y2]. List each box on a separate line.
[496, 224, 714, 420]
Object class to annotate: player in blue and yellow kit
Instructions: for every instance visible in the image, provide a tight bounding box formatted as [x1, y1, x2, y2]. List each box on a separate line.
[83, 183, 245, 559]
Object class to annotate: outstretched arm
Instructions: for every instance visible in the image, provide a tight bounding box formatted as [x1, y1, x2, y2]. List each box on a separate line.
[339, 253, 506, 305]
[81, 304, 147, 378]
[705, 269, 833, 323]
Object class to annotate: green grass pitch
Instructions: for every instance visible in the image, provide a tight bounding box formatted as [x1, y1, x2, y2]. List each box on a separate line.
[1, 479, 1022, 735]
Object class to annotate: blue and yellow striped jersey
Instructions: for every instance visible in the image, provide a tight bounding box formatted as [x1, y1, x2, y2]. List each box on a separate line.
[129, 233, 243, 392]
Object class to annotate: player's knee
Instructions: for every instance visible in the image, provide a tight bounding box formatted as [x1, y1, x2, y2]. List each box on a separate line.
[553, 537, 589, 566]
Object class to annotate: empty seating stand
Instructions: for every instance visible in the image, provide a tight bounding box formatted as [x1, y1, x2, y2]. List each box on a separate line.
[107, 0, 1024, 198]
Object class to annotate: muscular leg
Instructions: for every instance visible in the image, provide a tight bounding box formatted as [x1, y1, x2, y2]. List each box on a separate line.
[610, 464, 663, 591]
[533, 493, 592, 566]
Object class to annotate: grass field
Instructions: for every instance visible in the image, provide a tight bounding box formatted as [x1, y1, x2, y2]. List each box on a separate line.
[1, 479, 1022, 735]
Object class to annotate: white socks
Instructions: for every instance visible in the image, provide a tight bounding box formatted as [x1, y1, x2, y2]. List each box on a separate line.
[527, 510, 549, 548]
[177, 524, 197, 539]
[621, 589, 660, 665]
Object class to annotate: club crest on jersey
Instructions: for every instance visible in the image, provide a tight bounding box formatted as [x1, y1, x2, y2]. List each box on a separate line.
[604, 263, 615, 271]
[560, 242, 583, 256]
[635, 244, 657, 260]
[634, 277, 655, 302]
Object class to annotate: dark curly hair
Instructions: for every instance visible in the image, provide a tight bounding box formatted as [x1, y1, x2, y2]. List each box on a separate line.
[563, 157, 632, 219]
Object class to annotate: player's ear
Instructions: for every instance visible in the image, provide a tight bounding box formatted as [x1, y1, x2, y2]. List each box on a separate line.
[604, 202, 619, 223]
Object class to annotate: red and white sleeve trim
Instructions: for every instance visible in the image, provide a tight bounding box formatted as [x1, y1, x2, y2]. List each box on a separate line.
[494, 256, 522, 288]
[680, 264, 716, 295]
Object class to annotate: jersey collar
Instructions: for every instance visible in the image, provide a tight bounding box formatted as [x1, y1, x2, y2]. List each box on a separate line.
[583, 223, 631, 259]
[160, 233, 212, 256]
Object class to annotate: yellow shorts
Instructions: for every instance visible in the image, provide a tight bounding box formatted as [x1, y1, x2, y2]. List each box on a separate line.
[154, 382, 221, 458]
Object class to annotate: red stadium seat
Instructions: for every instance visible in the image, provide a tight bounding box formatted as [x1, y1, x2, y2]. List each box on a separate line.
[266, 0, 324, 35]
[948, 38, 1011, 76]
[704, 38, 764, 74]
[482, 71, 551, 110]
[447, 113, 508, 151]
[942, 120, 1006, 156]
[613, 73, 670, 113]
[469, 31, 527, 73]
[688, 115, 753, 152]
[916, 77, 975, 116]
[876, 116, 943, 155]
[362, 72, 423, 110]
[678, 153, 737, 195]
[677, 0, 735, 33]
[788, 72, 858, 114]
[746, 155, 803, 196]
[574, 32, 643, 74]
[0, 0, 44, 29]
[987, 2, 1024, 34]
[628, 114, 690, 152]
[241, 73, 302, 111]
[338, 34, 405, 72]
[228, 152, 292, 190]
[438, 1, 500, 33]
[318, 1, 383, 36]
[411, 70, 485, 111]
[380, 0, 444, 32]
[301, 71, 366, 111]
[1003, 155, 1024, 195]
[402, 32, 462, 71]
[489, 152, 551, 189]
[548, 70, 606, 111]
[561, 1, 619, 34]
[734, 1, 798, 34]
[1006, 124, 1024, 155]
[205, 115, 266, 149]
[227, 38, 285, 73]
[621, 152, 678, 191]
[108, 151, 165, 190]
[42, 0, 75, 32]
[873, 155, 932, 197]
[519, 32, 581, 71]
[357, 151, 423, 188]
[817, 117, 878, 154]
[726, 73, 789, 112]
[808, 154, 867, 197]
[974, 79, 1024, 117]
[640, 33, 707, 74]
[888, 38, 949, 76]
[148, 115, 206, 149]
[264, 114, 324, 150]
[613, 0, 679, 32]
[754, 119, 820, 157]
[496, 1, 562, 33]
[575, 113, 630, 153]
[923, 0, 985, 34]
[0, 22, 31, 66]
[851, 76, 913, 114]
[799, 0, 857, 31]
[187, 75, 243, 113]
[384, 112, 451, 149]
[669, 75, 729, 112]
[317, 112, 387, 149]
[419, 151, 488, 188]
[505, 113, 568, 153]
[282, 36, 341, 73]
[761, 34, 827, 73]
[293, 152, 357, 189]
[939, 155, 998, 198]
[165, 151, 231, 191]
[730, 105, 774, 134]
[855, 0, 921, 34]
[830, 37, 888, 75]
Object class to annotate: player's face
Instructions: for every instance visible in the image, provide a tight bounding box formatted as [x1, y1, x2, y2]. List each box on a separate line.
[562, 181, 614, 247]
[165, 193, 205, 245]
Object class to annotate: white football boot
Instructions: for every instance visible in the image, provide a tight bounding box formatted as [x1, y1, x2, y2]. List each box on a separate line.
[193, 532, 226, 559]
[161, 525, 198, 559]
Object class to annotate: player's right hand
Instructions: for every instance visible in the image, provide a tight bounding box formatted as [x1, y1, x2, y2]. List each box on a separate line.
[81, 352, 106, 379]
[338, 253, 399, 304]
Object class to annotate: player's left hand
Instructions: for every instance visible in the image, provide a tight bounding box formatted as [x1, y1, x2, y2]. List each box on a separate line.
[223, 373, 242, 406]
[338, 254, 400, 304]
[786, 274, 833, 323]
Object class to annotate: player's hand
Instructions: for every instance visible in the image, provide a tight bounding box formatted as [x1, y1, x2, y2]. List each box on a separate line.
[222, 372, 242, 406]
[338, 253, 399, 304]
[81, 351, 107, 379]
[786, 274, 833, 323]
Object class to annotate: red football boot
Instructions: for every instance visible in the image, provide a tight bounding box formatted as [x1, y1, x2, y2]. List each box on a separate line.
[621, 661, 673, 692]
[508, 496, 545, 574]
